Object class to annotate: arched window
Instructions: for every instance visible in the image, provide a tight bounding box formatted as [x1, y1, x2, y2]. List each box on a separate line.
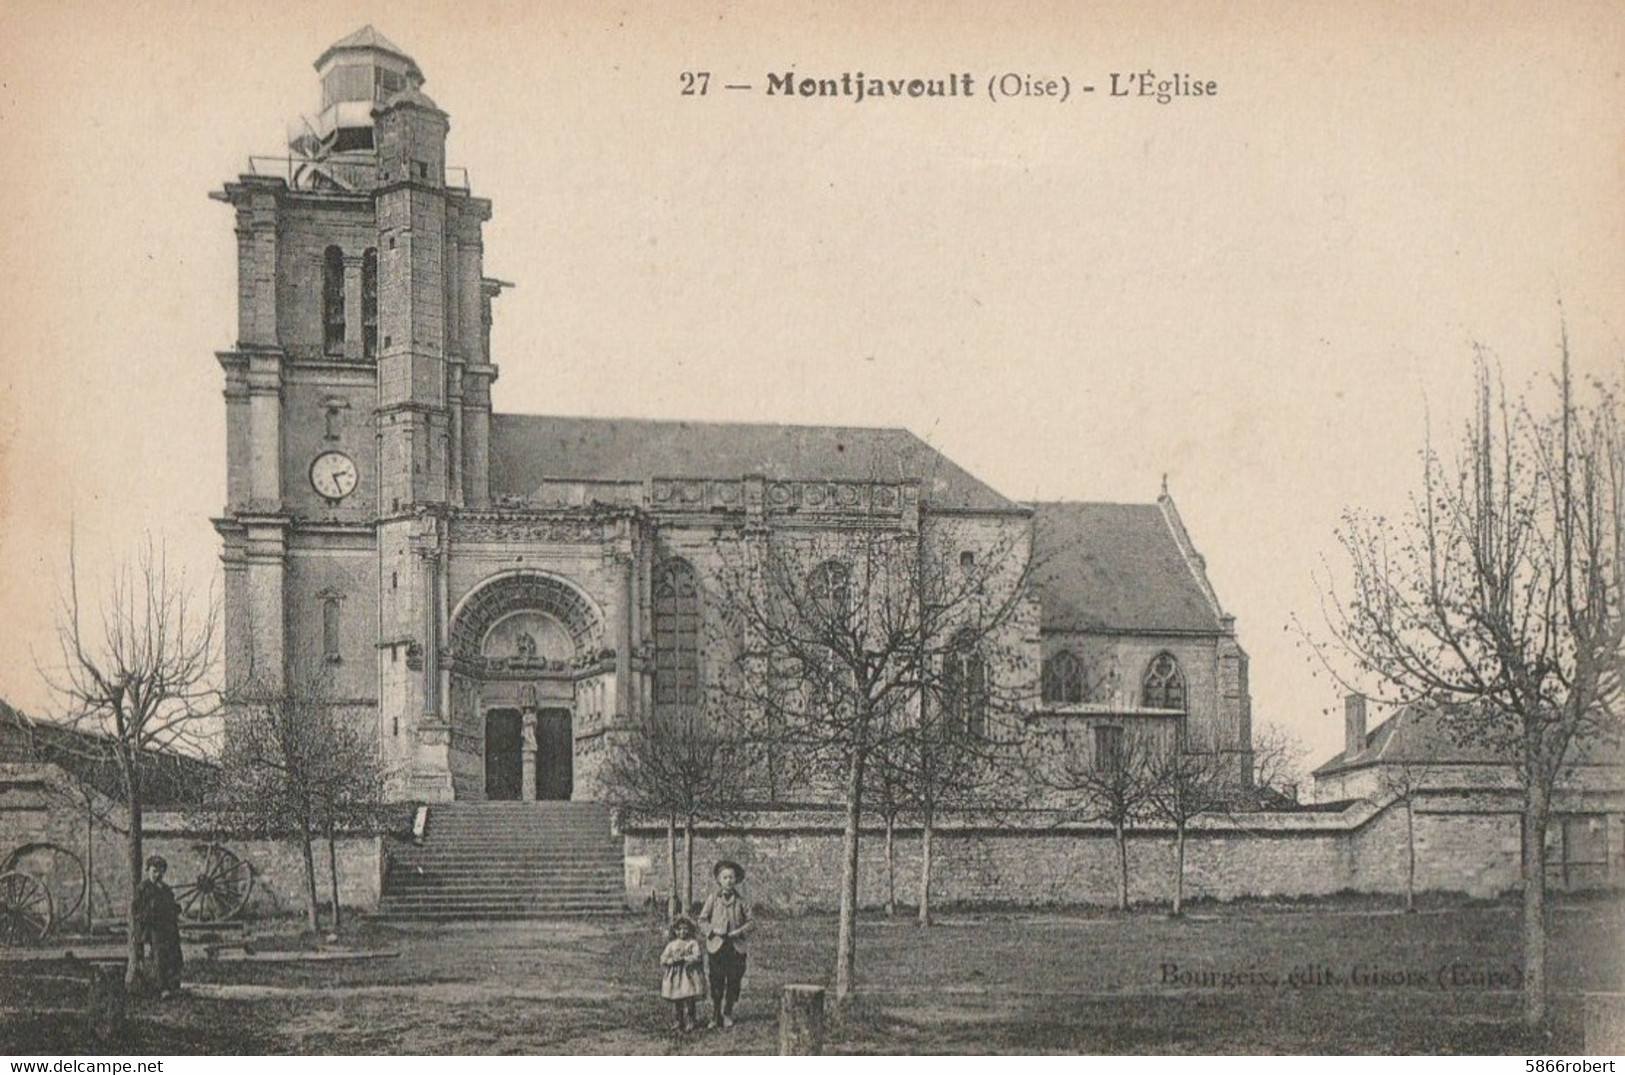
[1141, 652, 1186, 711]
[654, 560, 701, 707]
[1042, 650, 1085, 704]
[323, 245, 346, 351]
[807, 560, 851, 621]
[361, 248, 378, 359]
[943, 630, 988, 737]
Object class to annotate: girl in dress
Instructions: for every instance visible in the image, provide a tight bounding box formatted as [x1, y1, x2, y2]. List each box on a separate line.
[659, 915, 707, 1032]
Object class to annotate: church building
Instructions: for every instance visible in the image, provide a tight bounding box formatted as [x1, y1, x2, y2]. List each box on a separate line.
[212, 28, 1253, 811]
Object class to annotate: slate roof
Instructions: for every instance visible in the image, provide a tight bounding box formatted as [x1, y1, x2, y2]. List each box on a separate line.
[489, 414, 1022, 512]
[1313, 703, 1623, 777]
[318, 25, 417, 70]
[1027, 501, 1225, 634]
[0, 701, 217, 807]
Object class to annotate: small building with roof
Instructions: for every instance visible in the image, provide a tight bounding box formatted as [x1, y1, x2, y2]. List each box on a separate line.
[1313, 695, 1625, 893]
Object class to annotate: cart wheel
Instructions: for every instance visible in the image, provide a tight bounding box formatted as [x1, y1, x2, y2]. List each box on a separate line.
[0, 870, 55, 946]
[3, 842, 88, 925]
[173, 843, 254, 922]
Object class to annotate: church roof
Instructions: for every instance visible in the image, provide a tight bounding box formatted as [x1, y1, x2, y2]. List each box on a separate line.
[488, 414, 1022, 512]
[1028, 501, 1227, 634]
[316, 25, 420, 74]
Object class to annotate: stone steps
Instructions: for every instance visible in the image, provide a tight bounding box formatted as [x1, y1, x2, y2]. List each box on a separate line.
[369, 907, 625, 922]
[376, 801, 627, 921]
[390, 850, 624, 870]
[385, 877, 623, 895]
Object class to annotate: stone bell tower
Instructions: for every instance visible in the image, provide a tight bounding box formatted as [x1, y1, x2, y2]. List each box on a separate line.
[213, 28, 500, 799]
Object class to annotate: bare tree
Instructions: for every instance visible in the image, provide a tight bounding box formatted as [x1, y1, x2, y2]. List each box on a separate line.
[1143, 736, 1239, 915]
[1319, 340, 1624, 1026]
[215, 671, 386, 933]
[709, 518, 1033, 1001]
[1373, 758, 1435, 913]
[41, 537, 219, 985]
[1027, 723, 1159, 911]
[884, 696, 1015, 926]
[1250, 720, 1308, 803]
[311, 700, 388, 933]
[864, 730, 910, 918]
[603, 705, 744, 916]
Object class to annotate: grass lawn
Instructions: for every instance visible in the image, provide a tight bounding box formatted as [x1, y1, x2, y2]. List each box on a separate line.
[3, 894, 1620, 1055]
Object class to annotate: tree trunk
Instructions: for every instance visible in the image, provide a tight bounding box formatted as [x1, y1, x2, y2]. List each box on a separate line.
[1172, 823, 1185, 917]
[1522, 788, 1551, 1027]
[835, 747, 865, 1002]
[1115, 820, 1130, 911]
[297, 805, 320, 934]
[1404, 798, 1416, 913]
[683, 814, 696, 910]
[918, 817, 934, 927]
[83, 790, 95, 933]
[326, 818, 342, 933]
[666, 814, 680, 919]
[884, 811, 896, 918]
[779, 984, 826, 1055]
[123, 761, 143, 989]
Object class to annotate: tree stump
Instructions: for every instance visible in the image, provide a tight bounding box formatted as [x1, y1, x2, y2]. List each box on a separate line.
[84, 962, 127, 1044]
[779, 983, 826, 1055]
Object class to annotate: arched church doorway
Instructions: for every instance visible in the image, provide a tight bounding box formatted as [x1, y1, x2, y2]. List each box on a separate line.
[484, 707, 574, 800]
[447, 570, 609, 802]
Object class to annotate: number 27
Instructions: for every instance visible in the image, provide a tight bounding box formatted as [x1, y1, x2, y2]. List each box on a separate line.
[680, 71, 710, 95]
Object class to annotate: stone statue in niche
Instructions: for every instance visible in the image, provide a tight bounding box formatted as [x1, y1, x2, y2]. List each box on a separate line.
[521, 711, 538, 753]
[1097, 662, 1122, 707]
[515, 631, 538, 662]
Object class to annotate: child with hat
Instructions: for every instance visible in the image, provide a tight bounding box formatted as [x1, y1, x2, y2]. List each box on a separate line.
[697, 859, 751, 1028]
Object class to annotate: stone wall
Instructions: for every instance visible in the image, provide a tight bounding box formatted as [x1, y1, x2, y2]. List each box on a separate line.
[0, 766, 383, 926]
[621, 794, 1589, 913]
[145, 810, 383, 921]
[0, 764, 129, 924]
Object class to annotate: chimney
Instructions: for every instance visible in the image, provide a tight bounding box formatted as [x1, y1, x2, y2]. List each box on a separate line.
[1344, 693, 1368, 758]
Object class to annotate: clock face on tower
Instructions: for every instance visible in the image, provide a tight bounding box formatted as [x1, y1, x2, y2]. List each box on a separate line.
[310, 451, 359, 501]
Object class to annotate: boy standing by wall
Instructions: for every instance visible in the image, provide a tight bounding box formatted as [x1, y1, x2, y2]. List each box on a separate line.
[698, 859, 751, 1028]
[135, 855, 183, 998]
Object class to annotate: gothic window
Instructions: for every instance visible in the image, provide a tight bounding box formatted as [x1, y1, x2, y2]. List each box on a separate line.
[322, 246, 346, 351]
[654, 559, 701, 707]
[807, 560, 851, 621]
[1142, 652, 1187, 711]
[321, 591, 343, 664]
[1094, 725, 1125, 772]
[1042, 649, 1085, 705]
[362, 248, 378, 359]
[943, 630, 988, 737]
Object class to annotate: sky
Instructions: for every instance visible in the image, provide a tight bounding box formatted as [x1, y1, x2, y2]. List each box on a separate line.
[1, 0, 1621, 768]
